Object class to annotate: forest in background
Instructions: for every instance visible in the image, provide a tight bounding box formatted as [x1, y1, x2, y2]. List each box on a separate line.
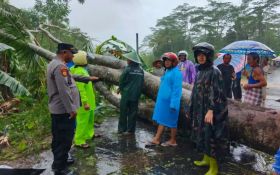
[143, 0, 280, 61]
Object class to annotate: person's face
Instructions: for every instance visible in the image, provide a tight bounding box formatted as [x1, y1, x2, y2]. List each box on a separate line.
[247, 55, 255, 66]
[223, 55, 231, 64]
[63, 51, 74, 63]
[155, 61, 162, 68]
[164, 59, 172, 68]
[179, 55, 187, 62]
[197, 53, 207, 64]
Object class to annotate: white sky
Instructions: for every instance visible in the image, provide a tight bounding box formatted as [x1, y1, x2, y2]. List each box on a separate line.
[10, 0, 242, 48]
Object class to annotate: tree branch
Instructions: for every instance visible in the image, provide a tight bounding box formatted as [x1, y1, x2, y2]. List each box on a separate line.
[42, 23, 90, 39]
[38, 24, 62, 44]
[94, 82, 120, 108]
[25, 29, 40, 46]
[27, 43, 55, 61]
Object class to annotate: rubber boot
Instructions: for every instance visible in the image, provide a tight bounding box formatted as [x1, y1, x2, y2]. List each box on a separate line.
[194, 154, 210, 166]
[205, 157, 218, 175]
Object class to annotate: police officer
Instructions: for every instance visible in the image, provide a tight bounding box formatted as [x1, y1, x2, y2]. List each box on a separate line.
[118, 51, 144, 135]
[47, 43, 80, 175]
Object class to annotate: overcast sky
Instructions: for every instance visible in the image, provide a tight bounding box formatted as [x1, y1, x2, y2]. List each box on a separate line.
[9, 0, 242, 48]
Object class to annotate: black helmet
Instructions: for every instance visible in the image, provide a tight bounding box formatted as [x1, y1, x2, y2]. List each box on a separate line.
[192, 42, 215, 63]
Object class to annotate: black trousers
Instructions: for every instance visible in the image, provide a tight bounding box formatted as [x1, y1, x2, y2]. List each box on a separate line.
[51, 114, 75, 171]
[118, 99, 138, 133]
[232, 78, 242, 100]
[224, 81, 233, 99]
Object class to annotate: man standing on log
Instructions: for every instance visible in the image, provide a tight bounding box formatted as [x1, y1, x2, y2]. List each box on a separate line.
[118, 51, 144, 135]
[47, 43, 80, 175]
[243, 52, 267, 106]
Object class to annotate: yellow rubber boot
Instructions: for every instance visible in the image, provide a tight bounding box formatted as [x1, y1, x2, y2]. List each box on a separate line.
[194, 154, 210, 166]
[205, 157, 218, 175]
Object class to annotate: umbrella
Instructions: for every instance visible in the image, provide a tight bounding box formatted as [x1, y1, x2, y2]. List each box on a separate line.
[214, 53, 246, 73]
[220, 40, 275, 57]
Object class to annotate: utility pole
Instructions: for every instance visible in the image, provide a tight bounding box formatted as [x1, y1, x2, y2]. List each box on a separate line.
[136, 33, 139, 54]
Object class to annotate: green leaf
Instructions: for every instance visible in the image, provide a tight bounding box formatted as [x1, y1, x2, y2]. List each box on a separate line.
[17, 139, 27, 152]
[0, 70, 30, 96]
[0, 43, 14, 52]
[26, 122, 35, 129]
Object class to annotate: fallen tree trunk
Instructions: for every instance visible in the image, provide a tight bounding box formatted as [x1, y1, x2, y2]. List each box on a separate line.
[23, 40, 280, 154]
[94, 82, 120, 108]
[88, 65, 191, 107]
[88, 64, 280, 154]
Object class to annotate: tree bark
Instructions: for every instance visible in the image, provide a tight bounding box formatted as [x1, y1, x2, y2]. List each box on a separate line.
[94, 82, 120, 108]
[87, 65, 191, 103]
[87, 54, 126, 69]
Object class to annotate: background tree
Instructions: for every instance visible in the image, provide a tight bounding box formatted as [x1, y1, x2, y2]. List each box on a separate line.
[144, 0, 280, 58]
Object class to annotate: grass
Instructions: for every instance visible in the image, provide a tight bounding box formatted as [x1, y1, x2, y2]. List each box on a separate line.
[0, 93, 119, 161]
[0, 96, 51, 160]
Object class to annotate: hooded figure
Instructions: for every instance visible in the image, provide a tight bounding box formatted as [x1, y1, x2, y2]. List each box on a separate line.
[148, 52, 182, 147]
[70, 51, 97, 148]
[118, 51, 144, 134]
[177, 50, 196, 84]
[190, 42, 228, 175]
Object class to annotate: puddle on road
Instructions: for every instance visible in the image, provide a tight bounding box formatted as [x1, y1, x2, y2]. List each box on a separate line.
[30, 117, 272, 175]
[6, 67, 280, 175]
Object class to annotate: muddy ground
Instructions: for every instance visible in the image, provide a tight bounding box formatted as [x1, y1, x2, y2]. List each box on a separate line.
[1, 67, 280, 175]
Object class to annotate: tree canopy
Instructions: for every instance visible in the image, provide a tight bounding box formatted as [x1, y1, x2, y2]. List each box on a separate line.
[144, 0, 280, 58]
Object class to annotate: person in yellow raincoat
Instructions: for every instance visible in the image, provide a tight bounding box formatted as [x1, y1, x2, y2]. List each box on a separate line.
[70, 51, 97, 148]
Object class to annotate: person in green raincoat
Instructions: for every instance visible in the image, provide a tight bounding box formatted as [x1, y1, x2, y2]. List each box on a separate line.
[118, 51, 144, 135]
[70, 51, 98, 148]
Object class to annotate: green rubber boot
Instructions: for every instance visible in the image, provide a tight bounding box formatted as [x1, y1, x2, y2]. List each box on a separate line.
[194, 154, 210, 166]
[205, 157, 218, 175]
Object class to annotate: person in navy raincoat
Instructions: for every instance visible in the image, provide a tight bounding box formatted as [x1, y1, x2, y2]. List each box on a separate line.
[148, 52, 182, 147]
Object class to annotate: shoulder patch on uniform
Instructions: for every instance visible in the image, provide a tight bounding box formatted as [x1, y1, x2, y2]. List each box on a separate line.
[60, 66, 69, 77]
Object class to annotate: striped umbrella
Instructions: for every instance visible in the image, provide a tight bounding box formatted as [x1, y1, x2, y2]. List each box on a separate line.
[220, 40, 275, 57]
[214, 53, 246, 73]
